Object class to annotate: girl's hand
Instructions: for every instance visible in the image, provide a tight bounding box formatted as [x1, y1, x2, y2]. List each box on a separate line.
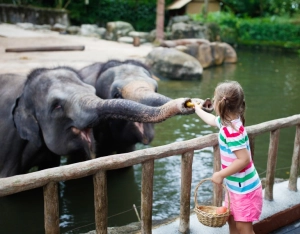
[212, 171, 224, 184]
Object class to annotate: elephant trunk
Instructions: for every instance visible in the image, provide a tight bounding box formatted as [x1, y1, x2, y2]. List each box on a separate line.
[123, 90, 172, 107]
[93, 98, 192, 124]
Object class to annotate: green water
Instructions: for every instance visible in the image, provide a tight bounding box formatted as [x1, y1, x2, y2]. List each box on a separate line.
[0, 49, 299, 233]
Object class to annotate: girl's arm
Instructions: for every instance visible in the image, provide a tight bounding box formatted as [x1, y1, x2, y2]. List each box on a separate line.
[194, 102, 217, 127]
[212, 148, 251, 184]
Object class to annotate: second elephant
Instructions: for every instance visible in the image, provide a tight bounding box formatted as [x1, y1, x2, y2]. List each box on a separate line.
[79, 59, 213, 156]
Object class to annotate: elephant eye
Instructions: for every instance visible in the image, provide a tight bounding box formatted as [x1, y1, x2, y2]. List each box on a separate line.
[113, 93, 122, 99]
[51, 101, 63, 112]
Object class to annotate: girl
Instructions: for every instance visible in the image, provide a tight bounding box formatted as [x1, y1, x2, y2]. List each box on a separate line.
[192, 80, 262, 234]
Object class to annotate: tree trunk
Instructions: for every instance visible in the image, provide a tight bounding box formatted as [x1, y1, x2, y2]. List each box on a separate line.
[204, 0, 209, 19]
[155, 0, 165, 43]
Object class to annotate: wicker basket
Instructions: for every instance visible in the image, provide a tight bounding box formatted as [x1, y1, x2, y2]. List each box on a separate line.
[194, 178, 230, 227]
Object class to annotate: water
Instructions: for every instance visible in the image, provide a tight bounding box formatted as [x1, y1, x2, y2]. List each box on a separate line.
[0, 49, 299, 234]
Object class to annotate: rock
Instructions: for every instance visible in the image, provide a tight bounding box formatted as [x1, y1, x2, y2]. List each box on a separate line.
[105, 21, 135, 41]
[197, 42, 237, 68]
[128, 31, 150, 43]
[80, 24, 100, 37]
[95, 27, 106, 38]
[171, 22, 208, 40]
[197, 43, 214, 68]
[159, 39, 237, 69]
[34, 24, 52, 31]
[118, 36, 134, 44]
[118, 36, 146, 44]
[145, 47, 203, 80]
[52, 23, 67, 33]
[16, 22, 35, 30]
[67, 25, 80, 35]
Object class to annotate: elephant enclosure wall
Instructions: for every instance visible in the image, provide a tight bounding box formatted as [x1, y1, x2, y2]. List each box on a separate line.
[0, 4, 69, 26]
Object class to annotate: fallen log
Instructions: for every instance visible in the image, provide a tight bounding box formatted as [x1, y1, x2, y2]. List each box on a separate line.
[5, 45, 85, 52]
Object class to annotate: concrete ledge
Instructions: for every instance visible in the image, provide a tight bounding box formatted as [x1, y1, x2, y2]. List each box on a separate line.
[254, 203, 300, 234]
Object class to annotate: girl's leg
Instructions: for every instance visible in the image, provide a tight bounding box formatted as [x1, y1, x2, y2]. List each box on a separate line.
[236, 221, 255, 234]
[228, 215, 239, 234]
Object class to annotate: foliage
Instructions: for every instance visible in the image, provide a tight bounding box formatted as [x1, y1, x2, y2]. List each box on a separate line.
[0, 0, 173, 32]
[217, 0, 299, 17]
[192, 11, 300, 49]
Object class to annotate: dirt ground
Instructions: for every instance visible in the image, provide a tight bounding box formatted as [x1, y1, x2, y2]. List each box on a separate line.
[0, 23, 153, 75]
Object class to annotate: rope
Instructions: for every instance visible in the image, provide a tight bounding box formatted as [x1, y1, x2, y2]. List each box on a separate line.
[65, 205, 141, 233]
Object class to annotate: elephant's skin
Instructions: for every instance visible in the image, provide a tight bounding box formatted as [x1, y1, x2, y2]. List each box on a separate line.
[79, 59, 213, 156]
[0, 67, 195, 177]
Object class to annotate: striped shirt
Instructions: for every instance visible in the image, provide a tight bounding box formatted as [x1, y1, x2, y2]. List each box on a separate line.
[215, 116, 261, 194]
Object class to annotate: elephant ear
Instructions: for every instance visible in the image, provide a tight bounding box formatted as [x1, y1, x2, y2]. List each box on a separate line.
[12, 96, 42, 148]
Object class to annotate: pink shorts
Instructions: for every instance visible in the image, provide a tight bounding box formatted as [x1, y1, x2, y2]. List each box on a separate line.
[224, 185, 263, 222]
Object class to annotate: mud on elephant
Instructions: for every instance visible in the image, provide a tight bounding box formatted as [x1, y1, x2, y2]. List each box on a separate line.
[79, 59, 213, 156]
[0, 67, 196, 177]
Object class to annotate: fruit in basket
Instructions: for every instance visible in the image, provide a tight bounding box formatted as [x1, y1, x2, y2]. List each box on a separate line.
[216, 206, 227, 214]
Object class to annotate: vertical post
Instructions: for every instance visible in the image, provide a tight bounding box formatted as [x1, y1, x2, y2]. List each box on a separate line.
[155, 0, 165, 43]
[179, 151, 194, 233]
[212, 145, 222, 206]
[288, 125, 300, 192]
[249, 135, 256, 161]
[141, 160, 154, 234]
[265, 129, 280, 201]
[94, 170, 108, 234]
[44, 182, 60, 234]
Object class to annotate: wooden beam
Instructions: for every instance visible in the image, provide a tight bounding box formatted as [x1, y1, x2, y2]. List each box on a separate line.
[5, 45, 85, 52]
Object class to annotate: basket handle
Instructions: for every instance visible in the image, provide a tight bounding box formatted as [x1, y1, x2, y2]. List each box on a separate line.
[194, 178, 230, 211]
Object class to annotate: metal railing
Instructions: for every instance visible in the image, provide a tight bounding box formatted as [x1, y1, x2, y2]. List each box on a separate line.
[0, 114, 299, 234]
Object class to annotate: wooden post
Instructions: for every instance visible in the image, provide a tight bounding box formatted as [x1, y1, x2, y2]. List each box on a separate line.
[288, 125, 300, 192]
[212, 145, 222, 206]
[133, 36, 140, 47]
[179, 151, 194, 233]
[249, 135, 256, 161]
[141, 160, 154, 234]
[265, 129, 280, 201]
[94, 170, 108, 234]
[44, 182, 60, 234]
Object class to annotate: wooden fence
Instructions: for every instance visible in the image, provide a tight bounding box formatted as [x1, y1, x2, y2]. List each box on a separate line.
[0, 114, 299, 234]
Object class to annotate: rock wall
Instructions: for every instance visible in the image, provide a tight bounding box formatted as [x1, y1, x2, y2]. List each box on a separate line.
[0, 4, 69, 26]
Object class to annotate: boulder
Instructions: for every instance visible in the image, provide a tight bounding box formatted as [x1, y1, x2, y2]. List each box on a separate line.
[171, 22, 208, 40]
[16, 22, 35, 30]
[105, 21, 135, 41]
[80, 24, 99, 37]
[197, 42, 237, 68]
[145, 47, 203, 80]
[67, 26, 80, 35]
[159, 39, 237, 69]
[52, 23, 67, 33]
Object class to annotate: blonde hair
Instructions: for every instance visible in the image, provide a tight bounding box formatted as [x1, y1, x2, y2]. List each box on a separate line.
[214, 80, 246, 127]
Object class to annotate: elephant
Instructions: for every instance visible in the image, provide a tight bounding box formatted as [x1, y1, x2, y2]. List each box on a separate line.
[0, 66, 195, 177]
[79, 59, 213, 156]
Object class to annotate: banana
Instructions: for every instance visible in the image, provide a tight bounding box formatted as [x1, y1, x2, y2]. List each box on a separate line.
[185, 101, 195, 108]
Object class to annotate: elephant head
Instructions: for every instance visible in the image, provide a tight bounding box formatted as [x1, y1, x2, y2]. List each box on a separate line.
[11, 66, 194, 166]
[79, 60, 213, 156]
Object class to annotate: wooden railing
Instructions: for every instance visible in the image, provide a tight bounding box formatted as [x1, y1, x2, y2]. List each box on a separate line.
[0, 114, 299, 234]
